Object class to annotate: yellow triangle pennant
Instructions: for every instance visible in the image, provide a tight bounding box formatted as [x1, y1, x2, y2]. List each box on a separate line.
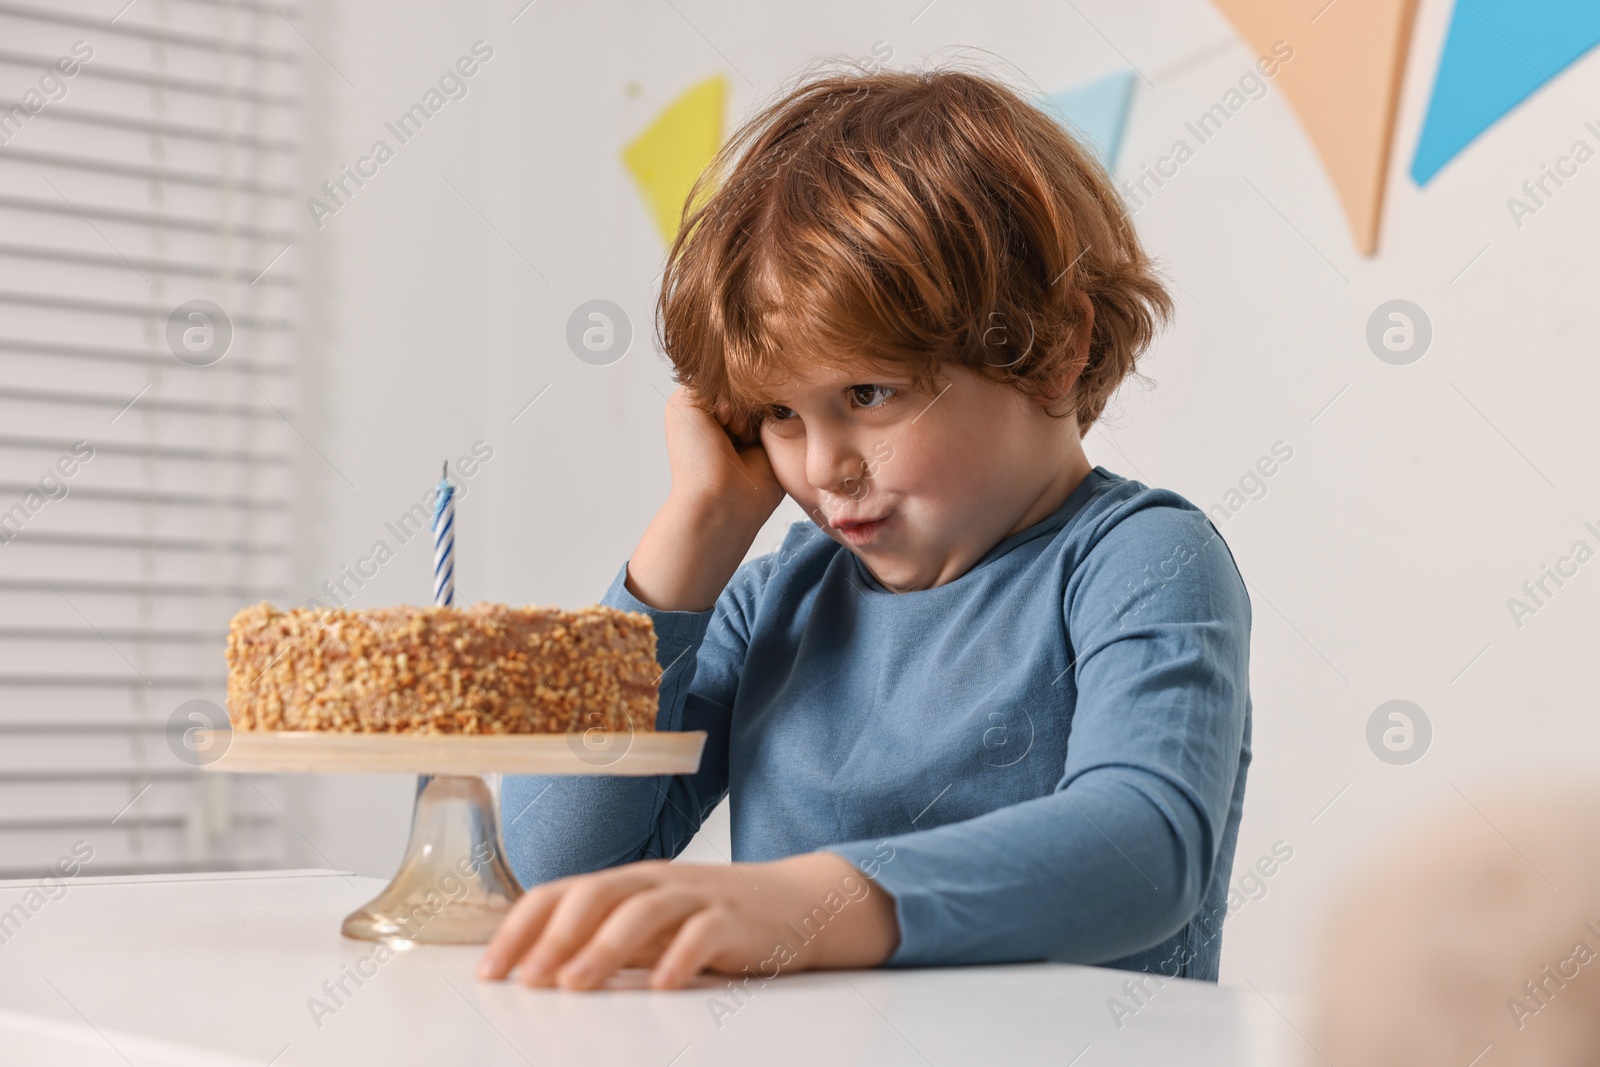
[622, 74, 727, 245]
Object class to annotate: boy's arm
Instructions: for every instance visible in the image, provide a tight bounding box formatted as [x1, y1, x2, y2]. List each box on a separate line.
[502, 386, 785, 887]
[500, 553, 757, 884]
[823, 507, 1251, 968]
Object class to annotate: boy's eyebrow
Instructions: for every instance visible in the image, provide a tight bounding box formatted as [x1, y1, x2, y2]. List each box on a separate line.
[762, 375, 913, 401]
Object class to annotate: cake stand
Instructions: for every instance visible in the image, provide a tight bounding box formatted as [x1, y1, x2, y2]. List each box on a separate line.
[197, 728, 706, 944]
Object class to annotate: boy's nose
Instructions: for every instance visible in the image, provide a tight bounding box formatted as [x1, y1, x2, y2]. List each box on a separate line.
[805, 438, 868, 498]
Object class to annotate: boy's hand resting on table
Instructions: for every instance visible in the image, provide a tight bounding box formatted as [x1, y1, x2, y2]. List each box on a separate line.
[476, 851, 899, 990]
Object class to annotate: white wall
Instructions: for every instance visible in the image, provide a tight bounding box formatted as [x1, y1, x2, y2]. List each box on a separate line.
[290, 0, 1600, 998]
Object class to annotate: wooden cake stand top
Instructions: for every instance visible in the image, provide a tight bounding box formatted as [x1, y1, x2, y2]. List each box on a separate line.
[194, 728, 706, 776]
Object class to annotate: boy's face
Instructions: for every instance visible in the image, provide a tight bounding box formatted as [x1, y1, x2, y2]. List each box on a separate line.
[756, 359, 1090, 593]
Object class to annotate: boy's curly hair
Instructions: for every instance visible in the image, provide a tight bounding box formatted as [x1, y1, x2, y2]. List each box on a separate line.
[656, 61, 1172, 435]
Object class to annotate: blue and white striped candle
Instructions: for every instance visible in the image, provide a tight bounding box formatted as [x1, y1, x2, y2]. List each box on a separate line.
[419, 462, 456, 797]
[431, 461, 454, 608]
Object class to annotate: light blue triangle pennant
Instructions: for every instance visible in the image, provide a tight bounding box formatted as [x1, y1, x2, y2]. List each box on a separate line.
[1040, 69, 1138, 170]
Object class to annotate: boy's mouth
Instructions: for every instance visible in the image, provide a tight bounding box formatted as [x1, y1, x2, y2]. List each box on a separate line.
[831, 512, 891, 546]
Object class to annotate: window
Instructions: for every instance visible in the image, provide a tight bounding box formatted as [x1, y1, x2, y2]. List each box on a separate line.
[0, 0, 303, 877]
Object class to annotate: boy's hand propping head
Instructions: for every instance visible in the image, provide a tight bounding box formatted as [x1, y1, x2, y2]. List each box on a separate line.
[663, 384, 784, 525]
[618, 385, 784, 613]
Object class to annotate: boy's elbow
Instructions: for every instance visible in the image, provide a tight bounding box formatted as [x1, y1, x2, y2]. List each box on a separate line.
[1130, 780, 1218, 946]
[1165, 810, 1221, 946]
[1154, 856, 1209, 943]
[1046, 770, 1222, 960]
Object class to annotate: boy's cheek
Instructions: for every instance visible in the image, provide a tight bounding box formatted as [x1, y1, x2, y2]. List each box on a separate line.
[760, 440, 809, 503]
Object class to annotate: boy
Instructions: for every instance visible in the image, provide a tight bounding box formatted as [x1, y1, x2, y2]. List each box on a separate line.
[478, 63, 1252, 992]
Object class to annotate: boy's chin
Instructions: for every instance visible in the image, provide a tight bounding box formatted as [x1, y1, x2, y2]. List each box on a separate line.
[853, 553, 935, 594]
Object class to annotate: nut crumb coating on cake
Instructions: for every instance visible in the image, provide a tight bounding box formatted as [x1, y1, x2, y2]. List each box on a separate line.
[225, 602, 660, 734]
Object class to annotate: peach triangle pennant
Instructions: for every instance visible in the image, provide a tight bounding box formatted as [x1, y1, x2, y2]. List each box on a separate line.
[1211, 0, 1419, 254]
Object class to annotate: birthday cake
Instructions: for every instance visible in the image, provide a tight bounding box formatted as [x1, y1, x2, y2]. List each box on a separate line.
[224, 602, 660, 734]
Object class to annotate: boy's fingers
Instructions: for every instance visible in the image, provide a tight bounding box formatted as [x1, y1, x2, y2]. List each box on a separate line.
[666, 388, 734, 449]
[665, 386, 705, 426]
[693, 389, 755, 445]
[649, 908, 731, 990]
[477, 882, 565, 980]
[514, 873, 652, 987]
[706, 398, 742, 439]
[623, 925, 680, 967]
[724, 409, 757, 446]
[555, 889, 705, 991]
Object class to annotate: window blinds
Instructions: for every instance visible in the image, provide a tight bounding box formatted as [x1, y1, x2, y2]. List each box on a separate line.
[0, 0, 303, 877]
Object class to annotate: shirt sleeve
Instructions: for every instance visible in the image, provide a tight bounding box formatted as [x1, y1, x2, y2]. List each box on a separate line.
[824, 505, 1252, 967]
[500, 554, 762, 886]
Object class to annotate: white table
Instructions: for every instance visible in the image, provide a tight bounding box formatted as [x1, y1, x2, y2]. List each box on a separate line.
[0, 869, 1302, 1066]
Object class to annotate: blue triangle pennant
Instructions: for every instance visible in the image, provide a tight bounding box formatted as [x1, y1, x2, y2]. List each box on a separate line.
[1412, 0, 1600, 184]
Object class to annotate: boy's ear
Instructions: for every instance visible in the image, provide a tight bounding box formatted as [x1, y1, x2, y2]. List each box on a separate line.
[1071, 290, 1095, 359]
[1037, 292, 1094, 418]
[1039, 380, 1077, 420]
[1064, 292, 1097, 390]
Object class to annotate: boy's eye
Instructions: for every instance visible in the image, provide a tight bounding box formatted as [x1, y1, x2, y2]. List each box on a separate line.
[763, 386, 895, 423]
[850, 384, 895, 409]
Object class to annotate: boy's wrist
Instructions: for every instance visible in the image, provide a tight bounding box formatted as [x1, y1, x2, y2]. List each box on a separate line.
[624, 492, 771, 613]
[665, 486, 774, 534]
[769, 851, 900, 970]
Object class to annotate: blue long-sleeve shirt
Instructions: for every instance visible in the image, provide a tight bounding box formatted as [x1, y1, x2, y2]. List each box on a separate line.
[502, 465, 1253, 980]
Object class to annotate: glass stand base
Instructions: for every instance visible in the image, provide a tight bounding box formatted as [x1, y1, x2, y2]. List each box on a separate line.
[341, 773, 524, 944]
